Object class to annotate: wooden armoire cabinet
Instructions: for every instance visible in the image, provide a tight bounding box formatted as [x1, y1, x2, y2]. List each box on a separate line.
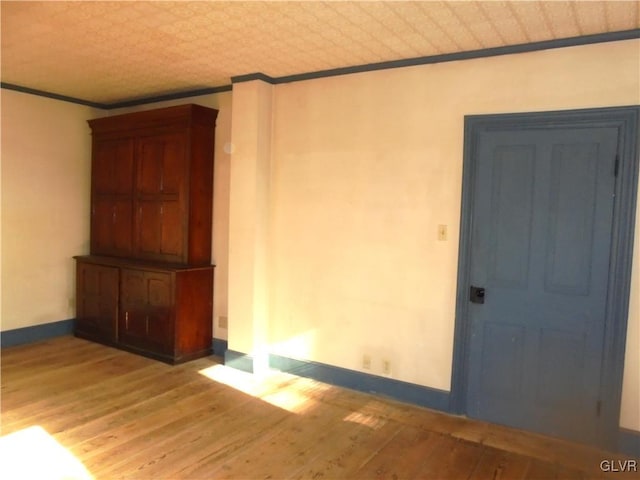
[75, 104, 218, 364]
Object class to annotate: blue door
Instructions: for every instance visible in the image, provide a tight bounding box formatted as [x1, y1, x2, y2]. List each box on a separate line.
[466, 126, 619, 444]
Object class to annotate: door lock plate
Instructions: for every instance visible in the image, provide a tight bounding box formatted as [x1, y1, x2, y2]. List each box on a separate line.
[470, 286, 485, 304]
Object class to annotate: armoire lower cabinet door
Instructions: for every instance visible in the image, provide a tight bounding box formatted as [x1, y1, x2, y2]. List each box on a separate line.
[75, 262, 119, 343]
[119, 269, 175, 356]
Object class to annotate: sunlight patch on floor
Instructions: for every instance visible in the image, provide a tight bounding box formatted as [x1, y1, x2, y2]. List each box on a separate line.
[260, 388, 318, 414]
[198, 364, 316, 413]
[342, 399, 390, 430]
[199, 364, 263, 395]
[0, 425, 94, 480]
[343, 410, 387, 430]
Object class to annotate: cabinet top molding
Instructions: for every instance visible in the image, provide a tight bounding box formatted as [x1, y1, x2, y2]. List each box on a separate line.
[88, 104, 218, 134]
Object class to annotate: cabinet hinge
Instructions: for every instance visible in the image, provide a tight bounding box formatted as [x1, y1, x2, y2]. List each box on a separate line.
[614, 154, 619, 177]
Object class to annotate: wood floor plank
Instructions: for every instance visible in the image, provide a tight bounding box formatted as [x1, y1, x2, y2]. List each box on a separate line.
[468, 446, 531, 480]
[481, 428, 615, 478]
[168, 397, 344, 479]
[1, 361, 167, 433]
[352, 425, 447, 479]
[55, 376, 222, 447]
[1, 340, 119, 381]
[1, 336, 632, 480]
[105, 394, 291, 479]
[1, 336, 96, 366]
[289, 417, 404, 479]
[415, 435, 484, 479]
[555, 464, 587, 480]
[525, 458, 560, 479]
[1, 351, 136, 411]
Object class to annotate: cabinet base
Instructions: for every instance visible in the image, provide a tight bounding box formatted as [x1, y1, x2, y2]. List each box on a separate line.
[74, 331, 212, 365]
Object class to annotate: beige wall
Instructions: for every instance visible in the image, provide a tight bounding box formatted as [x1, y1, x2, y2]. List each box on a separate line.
[226, 40, 639, 429]
[1, 89, 100, 331]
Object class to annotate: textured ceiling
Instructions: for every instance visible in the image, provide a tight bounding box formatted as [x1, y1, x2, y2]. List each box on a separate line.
[1, 1, 639, 105]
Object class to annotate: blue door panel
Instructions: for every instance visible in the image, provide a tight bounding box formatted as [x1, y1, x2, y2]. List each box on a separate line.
[488, 146, 535, 288]
[480, 322, 525, 400]
[545, 142, 599, 295]
[536, 329, 587, 407]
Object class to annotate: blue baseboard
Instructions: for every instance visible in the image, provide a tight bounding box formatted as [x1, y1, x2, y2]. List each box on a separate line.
[224, 349, 255, 374]
[619, 428, 640, 458]
[0, 319, 75, 348]
[212, 338, 228, 357]
[268, 353, 450, 413]
[2, 322, 230, 360]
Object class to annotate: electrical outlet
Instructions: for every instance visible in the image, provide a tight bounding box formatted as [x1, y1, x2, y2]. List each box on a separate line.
[362, 354, 371, 370]
[382, 359, 392, 375]
[218, 316, 228, 329]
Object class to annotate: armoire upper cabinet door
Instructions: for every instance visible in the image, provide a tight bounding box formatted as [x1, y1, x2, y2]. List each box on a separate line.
[137, 133, 186, 195]
[90, 138, 135, 257]
[135, 133, 187, 263]
[136, 200, 183, 261]
[91, 198, 133, 256]
[92, 138, 134, 194]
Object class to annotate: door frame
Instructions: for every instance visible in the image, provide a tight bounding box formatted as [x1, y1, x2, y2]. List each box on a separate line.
[449, 106, 640, 450]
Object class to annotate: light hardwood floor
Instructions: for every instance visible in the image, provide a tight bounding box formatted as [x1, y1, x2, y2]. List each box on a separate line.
[0, 336, 635, 479]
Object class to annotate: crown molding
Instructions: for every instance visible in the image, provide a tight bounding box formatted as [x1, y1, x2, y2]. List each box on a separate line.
[0, 82, 105, 108]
